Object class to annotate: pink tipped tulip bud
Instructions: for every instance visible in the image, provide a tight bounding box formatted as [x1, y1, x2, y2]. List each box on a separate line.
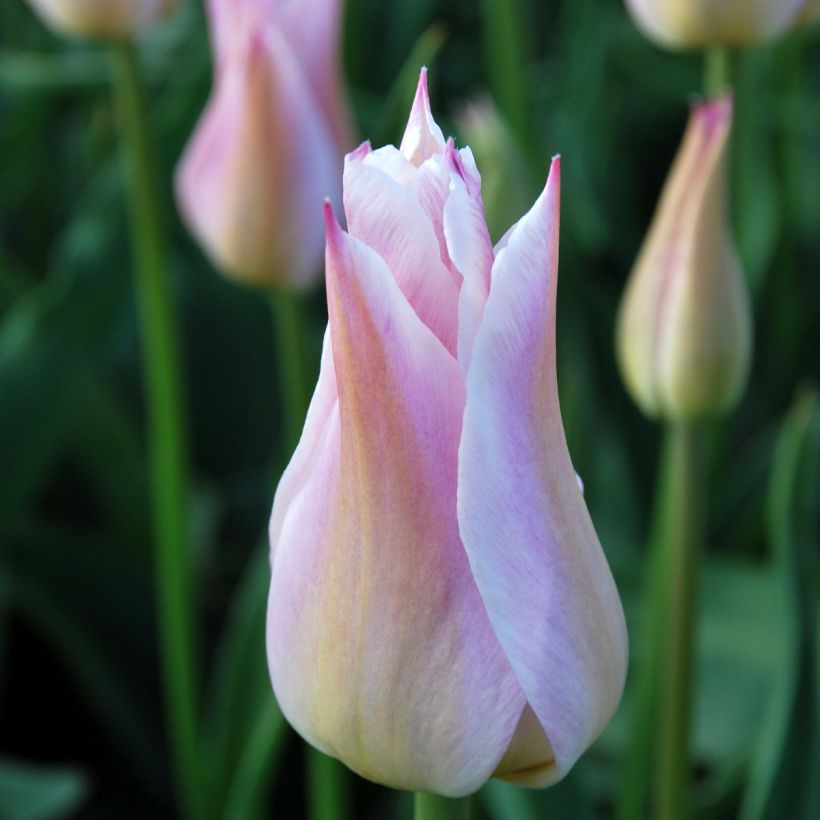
[266, 69, 628, 796]
[624, 0, 818, 48]
[176, 0, 353, 289]
[616, 96, 752, 421]
[24, 0, 178, 38]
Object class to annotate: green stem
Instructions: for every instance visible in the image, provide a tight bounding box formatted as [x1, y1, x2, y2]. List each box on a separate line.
[270, 291, 311, 458]
[111, 42, 203, 820]
[704, 47, 731, 97]
[655, 423, 703, 820]
[414, 793, 472, 820]
[308, 750, 347, 820]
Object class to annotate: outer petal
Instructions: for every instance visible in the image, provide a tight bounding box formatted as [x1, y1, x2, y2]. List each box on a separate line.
[267, 207, 524, 797]
[457, 159, 628, 784]
[268, 327, 338, 566]
[176, 29, 339, 288]
[343, 150, 460, 354]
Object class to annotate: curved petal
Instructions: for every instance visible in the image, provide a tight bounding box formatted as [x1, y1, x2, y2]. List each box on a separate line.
[267, 206, 524, 797]
[268, 328, 338, 566]
[443, 143, 493, 376]
[343, 150, 460, 355]
[457, 159, 628, 783]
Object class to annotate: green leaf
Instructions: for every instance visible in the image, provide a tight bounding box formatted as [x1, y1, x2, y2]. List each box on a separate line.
[0, 758, 88, 820]
[740, 389, 820, 820]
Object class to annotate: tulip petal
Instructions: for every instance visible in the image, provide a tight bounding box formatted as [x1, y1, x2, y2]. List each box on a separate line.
[268, 327, 338, 566]
[343, 150, 460, 355]
[267, 206, 525, 797]
[399, 67, 446, 166]
[442, 143, 493, 375]
[457, 159, 628, 782]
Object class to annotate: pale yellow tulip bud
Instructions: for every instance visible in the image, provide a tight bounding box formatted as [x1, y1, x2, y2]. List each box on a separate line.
[24, 0, 178, 39]
[624, 0, 816, 48]
[616, 96, 752, 421]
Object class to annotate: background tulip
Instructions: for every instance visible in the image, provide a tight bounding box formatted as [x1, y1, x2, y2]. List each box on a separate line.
[266, 70, 628, 797]
[616, 95, 752, 421]
[624, 0, 816, 48]
[23, 0, 177, 38]
[176, 0, 353, 289]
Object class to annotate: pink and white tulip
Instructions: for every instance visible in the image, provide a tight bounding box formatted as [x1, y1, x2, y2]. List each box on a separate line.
[266, 70, 628, 796]
[24, 0, 177, 38]
[176, 0, 353, 289]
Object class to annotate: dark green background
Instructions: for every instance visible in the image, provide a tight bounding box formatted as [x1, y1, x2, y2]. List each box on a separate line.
[0, 0, 818, 817]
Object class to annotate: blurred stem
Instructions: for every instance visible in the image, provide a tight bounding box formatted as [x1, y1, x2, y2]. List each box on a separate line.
[704, 47, 731, 97]
[617, 423, 704, 820]
[655, 423, 704, 820]
[480, 0, 529, 151]
[308, 750, 347, 820]
[414, 793, 472, 820]
[111, 42, 203, 820]
[270, 291, 311, 457]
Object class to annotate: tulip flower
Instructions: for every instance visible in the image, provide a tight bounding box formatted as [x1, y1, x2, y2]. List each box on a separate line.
[624, 0, 818, 48]
[266, 69, 628, 797]
[176, 0, 353, 289]
[24, 0, 177, 38]
[616, 95, 751, 421]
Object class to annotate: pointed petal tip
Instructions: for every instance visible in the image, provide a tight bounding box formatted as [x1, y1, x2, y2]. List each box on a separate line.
[347, 140, 372, 162]
[692, 92, 733, 137]
[323, 200, 343, 250]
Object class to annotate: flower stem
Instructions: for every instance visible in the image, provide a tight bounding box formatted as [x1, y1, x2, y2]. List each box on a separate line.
[270, 291, 311, 459]
[704, 47, 731, 97]
[110, 41, 203, 820]
[308, 750, 347, 820]
[655, 423, 703, 820]
[414, 793, 472, 820]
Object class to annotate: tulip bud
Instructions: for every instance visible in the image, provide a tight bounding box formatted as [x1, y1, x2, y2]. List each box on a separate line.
[267, 70, 627, 796]
[624, 0, 816, 48]
[24, 0, 177, 38]
[616, 96, 752, 421]
[176, 0, 353, 289]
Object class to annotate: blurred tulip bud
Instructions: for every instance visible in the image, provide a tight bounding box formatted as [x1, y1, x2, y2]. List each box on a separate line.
[797, 0, 820, 24]
[24, 0, 177, 38]
[266, 69, 628, 797]
[624, 0, 817, 48]
[616, 96, 752, 421]
[456, 98, 536, 242]
[176, 0, 353, 289]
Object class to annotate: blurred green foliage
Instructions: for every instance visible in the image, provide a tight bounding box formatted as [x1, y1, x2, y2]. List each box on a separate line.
[1, 0, 818, 818]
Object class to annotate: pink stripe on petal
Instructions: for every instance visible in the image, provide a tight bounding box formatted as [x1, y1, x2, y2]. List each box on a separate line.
[457, 159, 628, 782]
